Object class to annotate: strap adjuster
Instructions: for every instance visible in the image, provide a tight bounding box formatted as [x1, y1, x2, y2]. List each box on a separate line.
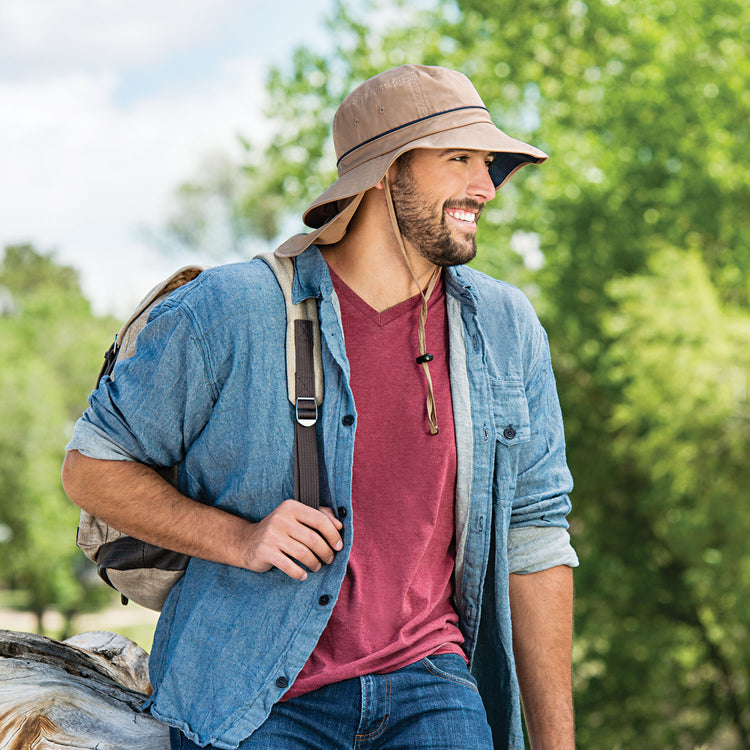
[295, 397, 318, 428]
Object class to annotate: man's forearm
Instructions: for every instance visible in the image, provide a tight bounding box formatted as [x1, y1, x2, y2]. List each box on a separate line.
[62, 450, 343, 580]
[62, 450, 254, 568]
[509, 564, 575, 750]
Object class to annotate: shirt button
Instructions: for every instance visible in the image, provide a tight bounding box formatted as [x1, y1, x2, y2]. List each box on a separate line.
[342, 414, 354, 426]
[337, 507, 347, 519]
[318, 594, 330, 606]
[276, 676, 289, 689]
[503, 425, 516, 440]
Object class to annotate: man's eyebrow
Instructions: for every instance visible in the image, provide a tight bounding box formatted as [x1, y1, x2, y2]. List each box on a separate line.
[438, 148, 494, 159]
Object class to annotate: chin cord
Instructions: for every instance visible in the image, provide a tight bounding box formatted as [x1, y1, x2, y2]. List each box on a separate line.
[383, 173, 441, 436]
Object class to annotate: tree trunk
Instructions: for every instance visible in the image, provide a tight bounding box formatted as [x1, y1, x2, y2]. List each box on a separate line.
[0, 629, 169, 749]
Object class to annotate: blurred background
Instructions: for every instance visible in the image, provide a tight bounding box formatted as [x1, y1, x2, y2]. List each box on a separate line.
[1, 0, 748, 747]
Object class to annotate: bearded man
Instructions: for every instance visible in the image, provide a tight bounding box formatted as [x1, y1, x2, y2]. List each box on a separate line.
[63, 65, 578, 750]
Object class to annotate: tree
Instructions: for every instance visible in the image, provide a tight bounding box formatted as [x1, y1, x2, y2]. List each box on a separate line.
[595, 248, 750, 747]
[0, 245, 116, 637]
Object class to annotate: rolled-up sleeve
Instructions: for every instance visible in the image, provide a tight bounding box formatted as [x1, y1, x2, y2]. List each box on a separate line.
[508, 526, 579, 574]
[66, 420, 140, 461]
[66, 296, 216, 468]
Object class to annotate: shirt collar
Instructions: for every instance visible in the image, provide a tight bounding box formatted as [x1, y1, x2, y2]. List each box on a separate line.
[292, 245, 333, 304]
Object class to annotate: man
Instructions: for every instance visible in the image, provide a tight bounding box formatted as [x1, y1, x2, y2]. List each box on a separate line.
[63, 65, 578, 749]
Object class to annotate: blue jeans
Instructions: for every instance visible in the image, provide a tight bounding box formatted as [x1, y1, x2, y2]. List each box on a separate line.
[170, 654, 494, 749]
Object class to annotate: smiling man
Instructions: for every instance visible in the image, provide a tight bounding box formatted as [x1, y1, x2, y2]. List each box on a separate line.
[63, 65, 578, 750]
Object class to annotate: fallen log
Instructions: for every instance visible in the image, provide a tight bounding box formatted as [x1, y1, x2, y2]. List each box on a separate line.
[0, 629, 169, 749]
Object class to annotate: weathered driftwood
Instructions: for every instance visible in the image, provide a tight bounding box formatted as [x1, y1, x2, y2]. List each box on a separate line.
[0, 629, 169, 749]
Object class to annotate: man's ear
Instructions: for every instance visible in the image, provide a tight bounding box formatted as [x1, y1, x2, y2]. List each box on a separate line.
[375, 160, 400, 191]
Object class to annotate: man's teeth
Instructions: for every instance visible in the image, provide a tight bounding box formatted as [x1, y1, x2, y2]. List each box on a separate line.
[448, 209, 476, 223]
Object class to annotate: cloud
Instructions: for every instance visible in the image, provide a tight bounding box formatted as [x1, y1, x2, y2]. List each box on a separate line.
[0, 55, 269, 235]
[0, 0, 332, 314]
[0, 10, 279, 313]
[0, 0, 237, 70]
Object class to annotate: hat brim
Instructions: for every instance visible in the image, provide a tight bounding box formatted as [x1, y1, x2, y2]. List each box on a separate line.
[275, 120, 547, 258]
[306, 121, 546, 227]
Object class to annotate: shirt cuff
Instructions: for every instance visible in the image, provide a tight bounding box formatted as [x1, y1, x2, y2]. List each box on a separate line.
[507, 526, 579, 574]
[65, 419, 137, 462]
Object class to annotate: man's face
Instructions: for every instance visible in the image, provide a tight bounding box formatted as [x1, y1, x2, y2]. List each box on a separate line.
[388, 148, 496, 267]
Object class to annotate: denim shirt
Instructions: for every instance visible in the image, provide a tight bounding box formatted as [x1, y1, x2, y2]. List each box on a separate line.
[68, 246, 576, 750]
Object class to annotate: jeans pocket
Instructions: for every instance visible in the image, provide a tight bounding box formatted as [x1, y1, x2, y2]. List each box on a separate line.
[420, 653, 480, 693]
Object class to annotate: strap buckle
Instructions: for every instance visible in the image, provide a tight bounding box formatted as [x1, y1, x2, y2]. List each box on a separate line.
[295, 397, 318, 428]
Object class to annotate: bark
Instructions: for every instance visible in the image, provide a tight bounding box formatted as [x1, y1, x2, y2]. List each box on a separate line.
[0, 629, 169, 750]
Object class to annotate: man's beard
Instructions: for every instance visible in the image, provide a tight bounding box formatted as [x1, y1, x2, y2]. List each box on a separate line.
[389, 165, 483, 267]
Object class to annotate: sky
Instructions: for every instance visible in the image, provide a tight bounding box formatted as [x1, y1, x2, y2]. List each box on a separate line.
[0, 0, 333, 315]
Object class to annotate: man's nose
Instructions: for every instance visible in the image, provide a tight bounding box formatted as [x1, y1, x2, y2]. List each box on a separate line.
[468, 160, 496, 202]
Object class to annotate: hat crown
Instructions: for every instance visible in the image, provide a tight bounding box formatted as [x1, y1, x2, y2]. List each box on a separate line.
[333, 65, 488, 169]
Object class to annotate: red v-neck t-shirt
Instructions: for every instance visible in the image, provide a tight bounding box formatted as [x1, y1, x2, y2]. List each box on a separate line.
[286, 267, 465, 698]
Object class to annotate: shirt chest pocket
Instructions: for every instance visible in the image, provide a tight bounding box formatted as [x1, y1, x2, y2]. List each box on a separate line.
[490, 381, 531, 447]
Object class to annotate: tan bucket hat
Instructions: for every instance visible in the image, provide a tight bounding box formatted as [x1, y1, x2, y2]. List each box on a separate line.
[276, 64, 548, 258]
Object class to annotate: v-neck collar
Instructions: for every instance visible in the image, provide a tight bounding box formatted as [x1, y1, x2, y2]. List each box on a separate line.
[328, 264, 445, 328]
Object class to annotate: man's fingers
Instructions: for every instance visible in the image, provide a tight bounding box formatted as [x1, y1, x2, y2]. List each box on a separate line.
[264, 549, 309, 581]
[244, 500, 345, 579]
[251, 535, 319, 580]
[318, 506, 345, 542]
[276, 500, 344, 553]
[294, 503, 344, 552]
[281, 536, 327, 572]
[318, 505, 344, 529]
[289, 525, 336, 565]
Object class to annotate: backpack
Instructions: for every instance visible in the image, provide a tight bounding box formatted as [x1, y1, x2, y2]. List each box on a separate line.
[76, 253, 323, 611]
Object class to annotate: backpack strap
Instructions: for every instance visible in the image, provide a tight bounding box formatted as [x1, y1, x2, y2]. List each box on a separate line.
[292, 319, 319, 508]
[256, 253, 323, 508]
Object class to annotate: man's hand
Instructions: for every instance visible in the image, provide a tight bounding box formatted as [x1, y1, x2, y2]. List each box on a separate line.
[241, 499, 343, 580]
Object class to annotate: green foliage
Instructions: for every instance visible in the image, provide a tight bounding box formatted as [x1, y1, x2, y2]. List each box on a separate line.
[159, 0, 750, 745]
[575, 248, 750, 747]
[0, 244, 116, 636]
